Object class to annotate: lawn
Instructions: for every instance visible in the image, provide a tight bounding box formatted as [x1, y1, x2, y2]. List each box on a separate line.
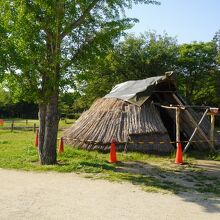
[0, 129, 219, 196]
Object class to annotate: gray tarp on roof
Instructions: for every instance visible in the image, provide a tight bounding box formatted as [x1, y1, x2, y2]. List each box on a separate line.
[105, 74, 174, 106]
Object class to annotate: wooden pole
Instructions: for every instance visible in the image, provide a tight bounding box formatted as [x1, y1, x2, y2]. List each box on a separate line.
[210, 114, 215, 148]
[176, 107, 180, 148]
[183, 108, 209, 153]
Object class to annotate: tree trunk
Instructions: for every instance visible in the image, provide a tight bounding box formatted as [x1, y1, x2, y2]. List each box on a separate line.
[38, 103, 46, 161]
[38, 92, 59, 165]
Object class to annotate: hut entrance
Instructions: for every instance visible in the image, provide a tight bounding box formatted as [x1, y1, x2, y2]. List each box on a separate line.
[151, 92, 189, 149]
[157, 106, 189, 149]
[157, 107, 175, 143]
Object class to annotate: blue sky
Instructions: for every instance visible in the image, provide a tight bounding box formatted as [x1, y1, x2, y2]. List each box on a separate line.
[125, 0, 220, 44]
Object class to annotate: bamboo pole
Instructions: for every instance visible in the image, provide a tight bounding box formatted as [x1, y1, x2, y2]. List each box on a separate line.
[154, 103, 185, 110]
[176, 107, 180, 147]
[210, 114, 215, 148]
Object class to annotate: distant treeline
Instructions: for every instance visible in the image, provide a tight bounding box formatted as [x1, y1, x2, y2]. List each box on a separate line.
[0, 102, 38, 119]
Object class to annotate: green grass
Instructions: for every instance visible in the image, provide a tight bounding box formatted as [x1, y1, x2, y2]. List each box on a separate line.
[0, 130, 219, 196]
[0, 130, 168, 172]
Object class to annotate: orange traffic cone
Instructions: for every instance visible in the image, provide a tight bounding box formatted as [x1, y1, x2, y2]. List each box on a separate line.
[0, 119, 4, 126]
[175, 142, 183, 164]
[109, 139, 117, 163]
[35, 129, 39, 148]
[58, 137, 64, 153]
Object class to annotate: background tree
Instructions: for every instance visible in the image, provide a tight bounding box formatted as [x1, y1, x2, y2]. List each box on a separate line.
[213, 30, 220, 104]
[0, 0, 159, 164]
[0, 86, 11, 108]
[74, 32, 178, 109]
[177, 42, 218, 105]
[59, 91, 81, 119]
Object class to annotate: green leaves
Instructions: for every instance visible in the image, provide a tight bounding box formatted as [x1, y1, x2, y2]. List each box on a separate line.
[177, 42, 219, 105]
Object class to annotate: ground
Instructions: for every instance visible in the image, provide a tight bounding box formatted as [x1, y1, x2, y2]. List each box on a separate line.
[0, 168, 219, 220]
[0, 129, 220, 219]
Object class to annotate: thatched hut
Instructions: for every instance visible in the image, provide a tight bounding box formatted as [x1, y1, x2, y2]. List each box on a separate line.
[64, 73, 220, 153]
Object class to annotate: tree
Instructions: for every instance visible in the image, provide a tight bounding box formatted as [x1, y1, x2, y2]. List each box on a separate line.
[213, 30, 220, 104]
[177, 42, 218, 105]
[59, 91, 81, 118]
[213, 30, 220, 63]
[0, 86, 11, 107]
[74, 32, 178, 108]
[0, 0, 159, 164]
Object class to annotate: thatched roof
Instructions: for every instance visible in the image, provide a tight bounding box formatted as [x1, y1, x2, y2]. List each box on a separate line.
[64, 98, 174, 153]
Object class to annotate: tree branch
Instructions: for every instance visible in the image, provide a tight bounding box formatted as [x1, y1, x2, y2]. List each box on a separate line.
[61, 0, 101, 39]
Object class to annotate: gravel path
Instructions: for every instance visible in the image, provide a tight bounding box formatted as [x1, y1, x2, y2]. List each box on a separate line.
[0, 168, 219, 220]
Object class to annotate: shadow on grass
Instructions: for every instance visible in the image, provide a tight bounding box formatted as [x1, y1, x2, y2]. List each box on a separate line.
[79, 161, 116, 172]
[77, 161, 183, 193]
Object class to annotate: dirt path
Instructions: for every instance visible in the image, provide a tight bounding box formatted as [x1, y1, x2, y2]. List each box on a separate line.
[0, 168, 219, 220]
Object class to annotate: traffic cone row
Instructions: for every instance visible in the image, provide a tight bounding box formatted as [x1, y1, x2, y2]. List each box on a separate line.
[34, 131, 182, 165]
[109, 139, 118, 163]
[175, 142, 183, 164]
[58, 137, 64, 153]
[0, 119, 4, 126]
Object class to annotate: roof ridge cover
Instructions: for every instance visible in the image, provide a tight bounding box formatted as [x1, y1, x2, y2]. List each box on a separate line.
[105, 75, 168, 106]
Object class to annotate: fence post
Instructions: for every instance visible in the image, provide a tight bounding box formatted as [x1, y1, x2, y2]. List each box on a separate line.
[26, 119, 28, 125]
[11, 120, 14, 132]
[34, 123, 36, 133]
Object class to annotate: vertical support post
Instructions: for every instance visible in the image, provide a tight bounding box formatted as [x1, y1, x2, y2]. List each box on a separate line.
[210, 114, 215, 148]
[176, 107, 180, 147]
